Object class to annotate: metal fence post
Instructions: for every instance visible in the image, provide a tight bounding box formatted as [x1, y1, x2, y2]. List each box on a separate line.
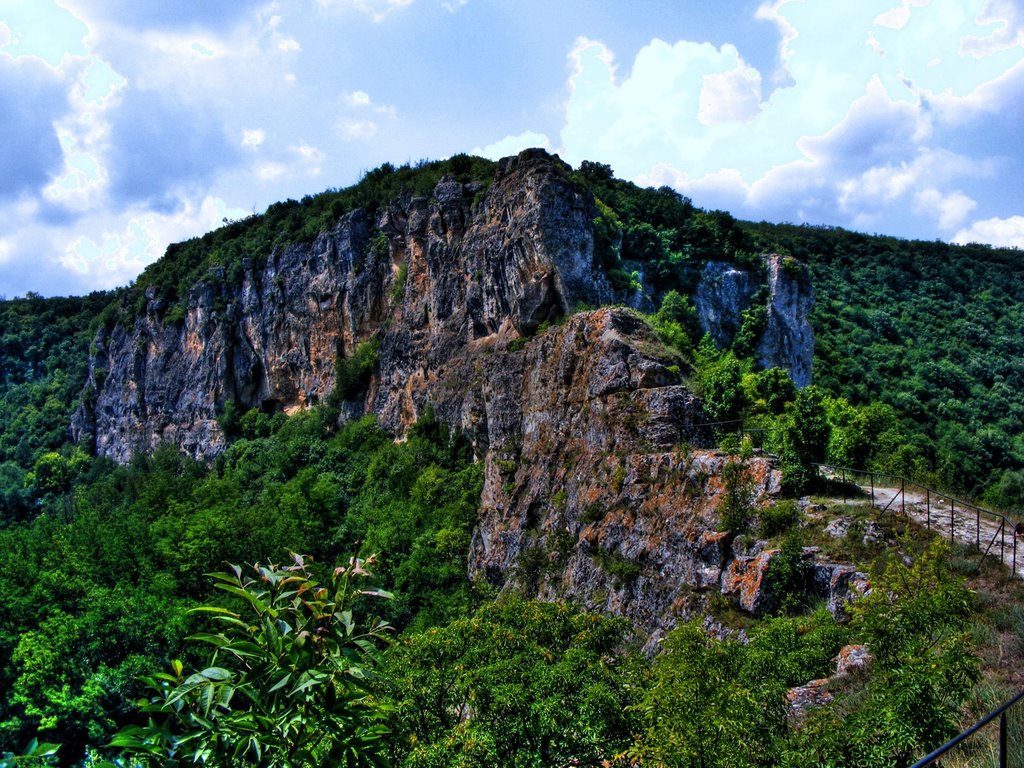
[977, 507, 980, 551]
[901, 478, 905, 516]
[950, 497, 955, 544]
[999, 710, 1007, 768]
[926, 488, 930, 529]
[871, 474, 875, 508]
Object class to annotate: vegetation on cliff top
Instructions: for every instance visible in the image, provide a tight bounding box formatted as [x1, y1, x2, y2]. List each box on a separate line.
[1, 151, 1022, 765]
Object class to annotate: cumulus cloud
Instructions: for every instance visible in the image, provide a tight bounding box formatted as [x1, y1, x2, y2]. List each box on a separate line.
[344, 89, 397, 117]
[241, 128, 265, 148]
[338, 119, 378, 141]
[61, 195, 248, 287]
[697, 59, 762, 125]
[315, 0, 415, 22]
[913, 188, 977, 230]
[0, 55, 69, 201]
[471, 131, 554, 160]
[256, 163, 286, 180]
[954, 215, 1024, 247]
[961, 0, 1024, 56]
[542, 0, 1024, 238]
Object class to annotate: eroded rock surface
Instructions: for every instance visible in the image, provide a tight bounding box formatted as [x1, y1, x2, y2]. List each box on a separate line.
[72, 148, 825, 638]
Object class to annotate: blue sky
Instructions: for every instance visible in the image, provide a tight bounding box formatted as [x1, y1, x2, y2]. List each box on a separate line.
[1, 0, 1022, 297]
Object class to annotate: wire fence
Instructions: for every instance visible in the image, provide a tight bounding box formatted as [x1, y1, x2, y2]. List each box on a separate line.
[908, 689, 1024, 768]
[813, 463, 1021, 579]
[683, 424, 1024, 762]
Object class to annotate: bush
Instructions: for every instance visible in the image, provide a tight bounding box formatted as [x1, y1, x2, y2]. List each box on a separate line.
[107, 554, 394, 768]
[758, 499, 801, 538]
[331, 337, 381, 403]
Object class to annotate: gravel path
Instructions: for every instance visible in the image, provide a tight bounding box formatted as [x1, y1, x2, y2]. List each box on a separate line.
[821, 471, 1024, 578]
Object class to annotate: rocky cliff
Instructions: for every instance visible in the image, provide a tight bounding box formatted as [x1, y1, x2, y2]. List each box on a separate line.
[693, 255, 814, 387]
[72, 148, 828, 636]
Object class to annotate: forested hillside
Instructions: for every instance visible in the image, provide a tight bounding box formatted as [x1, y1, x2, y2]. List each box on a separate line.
[1, 153, 1022, 767]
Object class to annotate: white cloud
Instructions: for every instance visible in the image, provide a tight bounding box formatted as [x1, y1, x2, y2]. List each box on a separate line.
[293, 142, 325, 161]
[61, 196, 248, 286]
[256, 163, 286, 180]
[961, 0, 1024, 56]
[276, 37, 301, 53]
[338, 119, 377, 141]
[347, 90, 372, 106]
[344, 89, 397, 117]
[241, 128, 265, 147]
[315, 0, 415, 22]
[697, 58, 762, 125]
[0, 239, 11, 266]
[292, 141, 326, 176]
[913, 188, 977, 230]
[471, 130, 553, 160]
[954, 215, 1024, 247]
[540, 1, 1024, 239]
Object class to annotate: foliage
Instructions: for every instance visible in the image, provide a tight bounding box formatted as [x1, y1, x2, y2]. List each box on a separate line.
[0, 291, 112, 502]
[746, 221, 1024, 497]
[779, 385, 831, 493]
[0, 410, 480, 763]
[786, 540, 980, 767]
[757, 499, 802, 538]
[0, 739, 61, 768]
[696, 338, 743, 423]
[743, 609, 849, 689]
[764, 531, 813, 615]
[331, 338, 382, 404]
[647, 289, 699, 356]
[376, 597, 637, 768]
[624, 619, 787, 768]
[107, 553, 393, 767]
[718, 458, 756, 534]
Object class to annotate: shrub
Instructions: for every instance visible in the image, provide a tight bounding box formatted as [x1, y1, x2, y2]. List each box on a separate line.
[107, 554, 394, 767]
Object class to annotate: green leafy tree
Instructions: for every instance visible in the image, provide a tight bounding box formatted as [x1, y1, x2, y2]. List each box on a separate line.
[625, 619, 787, 768]
[107, 554, 394, 767]
[376, 597, 636, 768]
[780, 385, 831, 492]
[787, 541, 980, 768]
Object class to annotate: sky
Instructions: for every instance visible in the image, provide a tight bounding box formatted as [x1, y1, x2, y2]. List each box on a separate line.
[1, 0, 1023, 298]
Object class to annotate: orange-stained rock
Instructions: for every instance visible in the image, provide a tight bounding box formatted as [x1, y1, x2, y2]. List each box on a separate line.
[72, 149, 817, 640]
[721, 549, 780, 614]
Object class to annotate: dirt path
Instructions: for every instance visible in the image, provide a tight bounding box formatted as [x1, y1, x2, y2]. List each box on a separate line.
[822, 473, 1024, 578]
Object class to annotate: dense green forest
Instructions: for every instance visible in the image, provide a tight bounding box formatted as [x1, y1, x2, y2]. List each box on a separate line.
[1, 154, 1023, 766]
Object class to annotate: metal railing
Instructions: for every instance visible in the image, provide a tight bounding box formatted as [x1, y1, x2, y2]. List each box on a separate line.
[909, 689, 1024, 767]
[814, 463, 1021, 579]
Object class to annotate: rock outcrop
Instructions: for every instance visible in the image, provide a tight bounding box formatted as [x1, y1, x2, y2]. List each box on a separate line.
[72, 148, 826, 638]
[694, 255, 814, 387]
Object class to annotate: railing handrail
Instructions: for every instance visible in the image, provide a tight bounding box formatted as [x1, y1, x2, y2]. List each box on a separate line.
[908, 688, 1024, 767]
[813, 462, 1019, 533]
[815, 462, 1024, 765]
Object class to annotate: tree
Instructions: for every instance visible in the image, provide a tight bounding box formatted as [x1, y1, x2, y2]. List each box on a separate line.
[376, 597, 636, 768]
[107, 553, 394, 767]
[780, 385, 831, 492]
[788, 541, 980, 768]
[624, 620, 787, 768]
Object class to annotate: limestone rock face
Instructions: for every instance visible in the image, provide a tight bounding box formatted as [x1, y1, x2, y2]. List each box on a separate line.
[757, 255, 815, 387]
[71, 148, 826, 638]
[694, 254, 815, 387]
[694, 261, 760, 348]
